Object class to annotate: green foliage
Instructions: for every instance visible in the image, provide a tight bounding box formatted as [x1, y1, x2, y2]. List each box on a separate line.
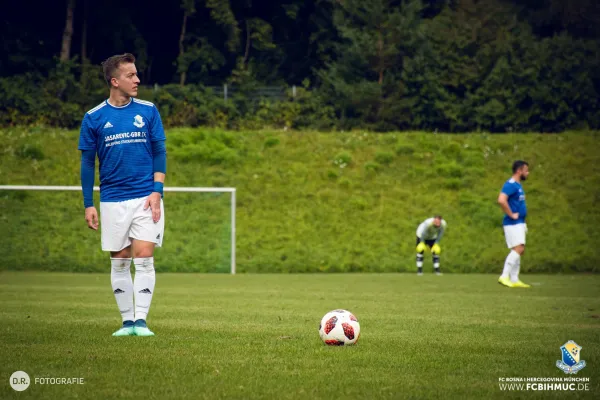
[168, 129, 242, 165]
[177, 37, 226, 84]
[350, 196, 368, 210]
[319, 0, 425, 129]
[16, 144, 45, 160]
[441, 178, 461, 190]
[436, 162, 463, 178]
[364, 161, 382, 174]
[374, 151, 394, 165]
[399, 0, 600, 132]
[2, 1, 600, 132]
[326, 170, 338, 180]
[264, 136, 280, 148]
[395, 144, 415, 155]
[205, 0, 240, 52]
[0, 62, 106, 128]
[333, 151, 352, 166]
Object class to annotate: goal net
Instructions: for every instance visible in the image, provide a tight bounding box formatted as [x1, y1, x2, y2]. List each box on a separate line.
[0, 186, 236, 274]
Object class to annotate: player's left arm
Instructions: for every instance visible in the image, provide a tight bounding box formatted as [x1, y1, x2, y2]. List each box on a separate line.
[435, 223, 446, 244]
[144, 106, 167, 223]
[432, 221, 446, 254]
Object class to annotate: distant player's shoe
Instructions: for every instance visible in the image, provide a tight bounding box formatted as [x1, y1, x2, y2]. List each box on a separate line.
[434, 268, 442, 276]
[512, 280, 531, 288]
[112, 320, 135, 336]
[133, 319, 155, 336]
[417, 267, 423, 276]
[417, 271, 423, 276]
[498, 276, 514, 288]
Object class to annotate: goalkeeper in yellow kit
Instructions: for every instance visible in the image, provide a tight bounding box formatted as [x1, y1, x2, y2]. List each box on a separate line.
[416, 215, 447, 275]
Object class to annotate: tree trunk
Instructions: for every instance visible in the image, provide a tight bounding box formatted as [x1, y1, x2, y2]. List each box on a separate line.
[243, 19, 251, 69]
[179, 12, 188, 86]
[377, 28, 384, 85]
[80, 0, 89, 83]
[80, 0, 88, 62]
[60, 0, 76, 62]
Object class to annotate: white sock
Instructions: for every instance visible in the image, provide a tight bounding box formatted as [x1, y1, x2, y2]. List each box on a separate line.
[134, 257, 155, 321]
[501, 250, 520, 280]
[111, 258, 134, 322]
[416, 253, 424, 268]
[510, 253, 521, 282]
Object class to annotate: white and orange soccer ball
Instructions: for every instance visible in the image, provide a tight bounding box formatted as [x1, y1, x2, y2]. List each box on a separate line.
[318, 309, 360, 346]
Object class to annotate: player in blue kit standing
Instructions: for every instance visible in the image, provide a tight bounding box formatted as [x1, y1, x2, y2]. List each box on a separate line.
[79, 53, 167, 336]
[497, 160, 530, 288]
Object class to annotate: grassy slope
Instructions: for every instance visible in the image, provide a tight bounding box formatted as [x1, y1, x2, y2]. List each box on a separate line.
[0, 272, 599, 399]
[0, 127, 599, 272]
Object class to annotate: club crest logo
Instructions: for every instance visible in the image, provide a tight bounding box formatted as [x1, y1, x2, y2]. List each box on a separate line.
[556, 340, 586, 374]
[133, 115, 145, 128]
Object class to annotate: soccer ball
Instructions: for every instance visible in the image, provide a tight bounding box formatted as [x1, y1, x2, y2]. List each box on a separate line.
[318, 309, 360, 346]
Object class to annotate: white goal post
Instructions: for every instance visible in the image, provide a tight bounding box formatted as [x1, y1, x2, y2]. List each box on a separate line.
[0, 185, 236, 274]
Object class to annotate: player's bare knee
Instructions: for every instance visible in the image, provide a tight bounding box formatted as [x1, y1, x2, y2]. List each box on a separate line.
[133, 245, 154, 258]
[133, 249, 154, 258]
[132, 242, 155, 258]
[111, 247, 131, 259]
[513, 245, 525, 255]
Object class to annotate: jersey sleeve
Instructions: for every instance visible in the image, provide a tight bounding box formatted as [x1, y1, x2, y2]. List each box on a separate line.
[501, 182, 517, 197]
[149, 105, 166, 142]
[416, 219, 430, 238]
[78, 114, 97, 150]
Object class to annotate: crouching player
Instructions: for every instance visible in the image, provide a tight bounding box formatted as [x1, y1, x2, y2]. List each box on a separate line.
[416, 215, 447, 275]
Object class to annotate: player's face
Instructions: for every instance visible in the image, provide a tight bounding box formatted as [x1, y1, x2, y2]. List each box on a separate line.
[519, 165, 529, 181]
[112, 63, 140, 97]
[433, 218, 441, 227]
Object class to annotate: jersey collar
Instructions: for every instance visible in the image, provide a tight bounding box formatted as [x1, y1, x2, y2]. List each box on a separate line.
[106, 98, 133, 109]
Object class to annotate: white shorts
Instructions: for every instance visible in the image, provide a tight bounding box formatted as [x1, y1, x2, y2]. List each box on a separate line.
[503, 223, 526, 249]
[100, 196, 164, 252]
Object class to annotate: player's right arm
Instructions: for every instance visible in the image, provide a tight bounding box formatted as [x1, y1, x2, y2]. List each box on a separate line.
[78, 114, 99, 230]
[435, 221, 446, 243]
[497, 190, 518, 220]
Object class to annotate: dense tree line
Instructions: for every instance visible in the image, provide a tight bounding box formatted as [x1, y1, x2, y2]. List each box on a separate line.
[1, 0, 599, 131]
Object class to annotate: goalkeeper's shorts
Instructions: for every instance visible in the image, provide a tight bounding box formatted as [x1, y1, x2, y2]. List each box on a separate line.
[416, 236, 436, 251]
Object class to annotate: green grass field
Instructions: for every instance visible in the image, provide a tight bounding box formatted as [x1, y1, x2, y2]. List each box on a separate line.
[1, 272, 598, 399]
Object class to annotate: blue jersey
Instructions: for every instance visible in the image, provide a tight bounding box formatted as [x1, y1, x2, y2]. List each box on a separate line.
[501, 178, 527, 226]
[78, 98, 166, 202]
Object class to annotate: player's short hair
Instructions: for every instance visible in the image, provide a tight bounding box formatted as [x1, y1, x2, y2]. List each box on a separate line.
[434, 215, 442, 220]
[512, 160, 529, 173]
[101, 53, 136, 86]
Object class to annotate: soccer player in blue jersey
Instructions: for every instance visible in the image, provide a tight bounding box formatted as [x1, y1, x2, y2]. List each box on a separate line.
[497, 160, 530, 288]
[79, 53, 167, 336]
